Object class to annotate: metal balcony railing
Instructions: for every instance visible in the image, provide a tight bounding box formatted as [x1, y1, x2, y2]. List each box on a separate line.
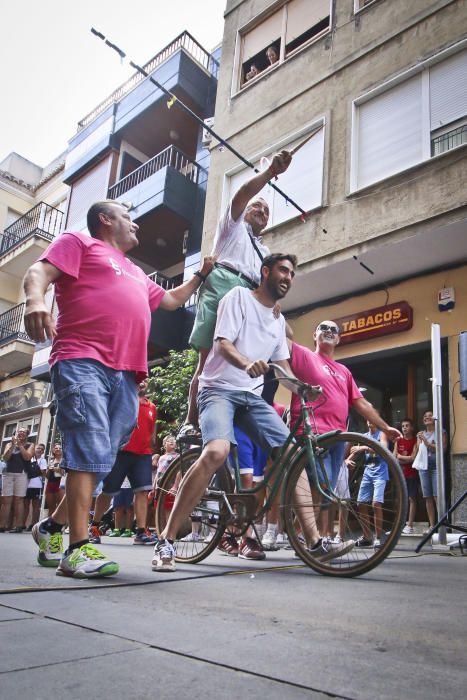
[431, 124, 467, 156]
[107, 145, 202, 200]
[0, 202, 63, 258]
[0, 303, 32, 346]
[78, 31, 219, 131]
[147, 271, 197, 308]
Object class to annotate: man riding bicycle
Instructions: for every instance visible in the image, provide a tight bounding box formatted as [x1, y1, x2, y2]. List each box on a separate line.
[152, 254, 353, 572]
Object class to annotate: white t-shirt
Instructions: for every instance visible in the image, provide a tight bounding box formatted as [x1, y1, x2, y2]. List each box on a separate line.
[28, 456, 47, 488]
[199, 286, 289, 395]
[211, 203, 270, 285]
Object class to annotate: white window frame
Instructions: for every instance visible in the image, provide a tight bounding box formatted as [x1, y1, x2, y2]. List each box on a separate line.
[233, 0, 332, 96]
[221, 118, 327, 231]
[350, 39, 467, 192]
[354, 0, 383, 13]
[1, 416, 40, 454]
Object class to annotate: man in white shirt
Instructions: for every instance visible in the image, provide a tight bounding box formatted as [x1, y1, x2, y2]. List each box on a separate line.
[184, 151, 292, 431]
[153, 253, 337, 571]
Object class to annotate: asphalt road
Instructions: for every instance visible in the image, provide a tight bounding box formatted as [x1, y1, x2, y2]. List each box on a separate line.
[0, 533, 465, 699]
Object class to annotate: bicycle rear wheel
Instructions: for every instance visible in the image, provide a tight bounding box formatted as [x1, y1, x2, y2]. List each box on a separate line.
[283, 432, 407, 577]
[155, 448, 233, 564]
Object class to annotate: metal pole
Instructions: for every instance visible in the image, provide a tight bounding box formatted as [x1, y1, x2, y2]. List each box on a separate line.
[431, 324, 446, 544]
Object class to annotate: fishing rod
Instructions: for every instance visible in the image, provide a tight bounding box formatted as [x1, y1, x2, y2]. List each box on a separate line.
[91, 28, 315, 223]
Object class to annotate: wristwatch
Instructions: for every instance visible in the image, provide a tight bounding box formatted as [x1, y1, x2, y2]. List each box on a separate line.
[194, 271, 207, 283]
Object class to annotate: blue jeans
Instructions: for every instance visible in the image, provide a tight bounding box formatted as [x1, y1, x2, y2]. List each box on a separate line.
[419, 469, 437, 498]
[102, 452, 153, 495]
[51, 359, 138, 474]
[197, 388, 289, 453]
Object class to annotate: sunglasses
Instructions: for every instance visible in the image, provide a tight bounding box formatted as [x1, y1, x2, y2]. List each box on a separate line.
[318, 324, 339, 334]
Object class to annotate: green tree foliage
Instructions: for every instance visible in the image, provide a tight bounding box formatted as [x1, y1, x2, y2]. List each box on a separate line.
[146, 349, 197, 438]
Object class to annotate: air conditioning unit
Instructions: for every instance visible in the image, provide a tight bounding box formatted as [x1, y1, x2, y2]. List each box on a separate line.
[202, 117, 214, 148]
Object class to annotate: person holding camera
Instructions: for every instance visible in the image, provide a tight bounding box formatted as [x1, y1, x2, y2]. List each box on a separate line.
[0, 427, 34, 533]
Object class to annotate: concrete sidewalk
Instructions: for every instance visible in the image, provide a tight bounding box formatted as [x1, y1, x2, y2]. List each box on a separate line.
[0, 532, 465, 699]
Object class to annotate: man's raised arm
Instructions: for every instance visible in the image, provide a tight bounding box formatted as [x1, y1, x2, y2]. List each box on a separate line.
[231, 150, 292, 221]
[23, 261, 62, 342]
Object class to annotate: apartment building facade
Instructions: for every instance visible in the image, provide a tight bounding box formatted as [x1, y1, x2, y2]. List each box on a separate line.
[0, 152, 69, 451]
[53, 32, 219, 365]
[202, 0, 467, 520]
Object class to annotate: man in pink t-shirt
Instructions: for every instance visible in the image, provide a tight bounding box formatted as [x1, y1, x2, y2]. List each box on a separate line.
[290, 320, 400, 488]
[23, 200, 213, 579]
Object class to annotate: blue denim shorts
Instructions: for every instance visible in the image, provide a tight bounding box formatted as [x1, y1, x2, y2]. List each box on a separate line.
[419, 469, 437, 498]
[233, 426, 268, 482]
[357, 471, 387, 504]
[318, 441, 346, 489]
[113, 487, 134, 509]
[198, 388, 289, 453]
[102, 451, 153, 495]
[51, 359, 138, 475]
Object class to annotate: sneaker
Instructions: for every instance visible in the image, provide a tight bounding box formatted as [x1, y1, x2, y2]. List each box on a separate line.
[134, 529, 158, 545]
[57, 544, 119, 578]
[88, 525, 101, 545]
[402, 525, 415, 535]
[239, 537, 266, 560]
[204, 530, 215, 544]
[180, 532, 201, 542]
[355, 536, 373, 548]
[217, 533, 239, 557]
[308, 537, 355, 562]
[152, 539, 176, 572]
[374, 538, 381, 549]
[108, 528, 122, 537]
[120, 529, 133, 538]
[32, 519, 64, 568]
[9, 526, 25, 533]
[330, 534, 343, 545]
[276, 533, 288, 548]
[261, 529, 279, 551]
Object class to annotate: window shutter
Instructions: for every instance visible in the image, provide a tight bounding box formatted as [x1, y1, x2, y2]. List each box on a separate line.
[429, 49, 467, 130]
[66, 155, 114, 231]
[271, 127, 324, 225]
[356, 74, 424, 189]
[285, 0, 330, 44]
[242, 9, 282, 63]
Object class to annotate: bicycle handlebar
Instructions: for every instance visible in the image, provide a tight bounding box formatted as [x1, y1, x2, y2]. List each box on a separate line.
[268, 363, 323, 401]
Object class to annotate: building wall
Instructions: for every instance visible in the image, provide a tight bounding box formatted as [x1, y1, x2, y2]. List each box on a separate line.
[203, 0, 467, 265]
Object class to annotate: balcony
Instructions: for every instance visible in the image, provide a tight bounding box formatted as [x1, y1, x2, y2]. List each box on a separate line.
[64, 32, 218, 183]
[0, 303, 35, 375]
[78, 32, 219, 131]
[0, 203, 63, 278]
[108, 146, 206, 270]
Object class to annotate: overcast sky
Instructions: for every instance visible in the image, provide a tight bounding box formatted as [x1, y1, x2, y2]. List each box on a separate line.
[0, 0, 225, 167]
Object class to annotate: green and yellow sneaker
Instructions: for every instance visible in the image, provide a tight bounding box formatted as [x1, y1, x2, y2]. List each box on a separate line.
[56, 543, 119, 578]
[32, 519, 64, 568]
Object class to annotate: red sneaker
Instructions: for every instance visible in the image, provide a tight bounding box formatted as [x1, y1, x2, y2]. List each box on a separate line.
[239, 537, 266, 560]
[217, 533, 239, 556]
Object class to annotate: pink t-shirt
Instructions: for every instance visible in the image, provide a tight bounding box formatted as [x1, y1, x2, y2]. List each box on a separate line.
[40, 232, 166, 378]
[290, 342, 362, 433]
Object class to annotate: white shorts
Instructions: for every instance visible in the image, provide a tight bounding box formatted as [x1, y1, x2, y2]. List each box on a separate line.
[2, 472, 29, 497]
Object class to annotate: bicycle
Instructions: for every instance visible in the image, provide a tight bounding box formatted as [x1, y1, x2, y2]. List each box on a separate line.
[155, 364, 407, 577]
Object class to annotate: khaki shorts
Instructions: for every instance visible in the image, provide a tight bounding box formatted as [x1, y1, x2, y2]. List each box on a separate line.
[189, 266, 253, 350]
[2, 471, 29, 497]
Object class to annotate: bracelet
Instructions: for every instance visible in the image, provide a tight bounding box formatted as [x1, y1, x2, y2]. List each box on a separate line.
[194, 270, 207, 283]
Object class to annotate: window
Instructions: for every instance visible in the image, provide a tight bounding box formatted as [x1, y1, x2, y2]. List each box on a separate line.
[239, 0, 331, 89]
[224, 124, 325, 228]
[1, 416, 40, 454]
[351, 46, 467, 190]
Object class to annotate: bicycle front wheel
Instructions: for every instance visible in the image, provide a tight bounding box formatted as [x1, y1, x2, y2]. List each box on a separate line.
[283, 432, 407, 577]
[155, 448, 233, 564]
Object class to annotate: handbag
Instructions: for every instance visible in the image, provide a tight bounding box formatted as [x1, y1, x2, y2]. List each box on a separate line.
[412, 441, 428, 471]
[25, 460, 43, 479]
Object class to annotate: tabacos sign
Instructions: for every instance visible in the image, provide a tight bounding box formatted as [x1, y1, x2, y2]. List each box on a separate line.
[335, 301, 413, 346]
